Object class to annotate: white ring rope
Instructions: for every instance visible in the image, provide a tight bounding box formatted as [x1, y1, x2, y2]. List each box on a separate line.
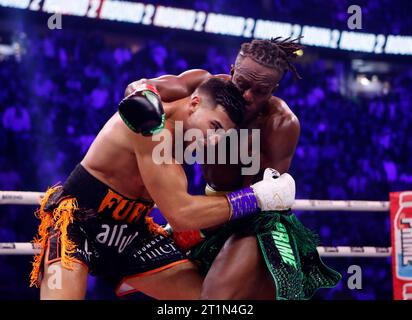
[0, 191, 390, 211]
[316, 246, 391, 257]
[0, 191, 44, 205]
[0, 242, 391, 257]
[0, 191, 392, 258]
[0, 243, 41, 255]
[292, 199, 389, 212]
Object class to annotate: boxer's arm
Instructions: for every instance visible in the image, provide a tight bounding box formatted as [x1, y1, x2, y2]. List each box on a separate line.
[125, 70, 230, 101]
[133, 133, 232, 232]
[125, 69, 211, 101]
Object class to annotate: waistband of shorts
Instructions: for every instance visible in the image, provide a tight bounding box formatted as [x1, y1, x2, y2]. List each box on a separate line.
[62, 163, 154, 211]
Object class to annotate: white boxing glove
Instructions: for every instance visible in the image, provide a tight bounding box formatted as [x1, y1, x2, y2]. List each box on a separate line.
[251, 168, 296, 211]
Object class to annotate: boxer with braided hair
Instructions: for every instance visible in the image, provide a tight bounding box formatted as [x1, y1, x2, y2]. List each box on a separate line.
[236, 37, 303, 80]
[126, 37, 341, 300]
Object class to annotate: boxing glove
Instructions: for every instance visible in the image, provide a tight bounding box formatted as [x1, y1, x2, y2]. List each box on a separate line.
[226, 168, 295, 221]
[118, 84, 165, 136]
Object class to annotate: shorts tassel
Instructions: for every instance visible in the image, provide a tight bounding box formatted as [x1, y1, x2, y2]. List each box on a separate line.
[30, 186, 78, 287]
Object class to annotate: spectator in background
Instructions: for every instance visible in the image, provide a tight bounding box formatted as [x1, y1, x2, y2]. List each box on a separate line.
[2, 105, 31, 133]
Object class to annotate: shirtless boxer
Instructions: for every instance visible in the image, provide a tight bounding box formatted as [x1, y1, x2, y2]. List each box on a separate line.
[126, 37, 341, 300]
[30, 77, 296, 299]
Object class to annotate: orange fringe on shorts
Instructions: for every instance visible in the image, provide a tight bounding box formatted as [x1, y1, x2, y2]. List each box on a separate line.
[30, 185, 78, 288]
[145, 215, 168, 237]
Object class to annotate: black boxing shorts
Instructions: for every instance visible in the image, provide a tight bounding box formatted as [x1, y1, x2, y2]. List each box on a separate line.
[30, 164, 188, 296]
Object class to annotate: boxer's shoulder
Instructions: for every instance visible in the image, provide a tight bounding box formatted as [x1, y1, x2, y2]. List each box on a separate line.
[268, 95, 294, 114]
[212, 73, 231, 81]
[264, 96, 299, 132]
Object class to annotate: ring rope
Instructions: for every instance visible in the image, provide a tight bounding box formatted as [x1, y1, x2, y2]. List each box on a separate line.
[0, 190, 391, 258]
[0, 242, 392, 257]
[0, 191, 390, 211]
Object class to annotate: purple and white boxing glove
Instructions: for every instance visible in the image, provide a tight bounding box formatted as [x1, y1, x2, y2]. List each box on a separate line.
[226, 168, 295, 221]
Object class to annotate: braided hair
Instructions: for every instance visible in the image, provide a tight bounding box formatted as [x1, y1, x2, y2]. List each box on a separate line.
[237, 37, 303, 80]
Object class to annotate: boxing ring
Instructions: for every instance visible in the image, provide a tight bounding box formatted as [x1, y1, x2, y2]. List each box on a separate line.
[0, 190, 391, 257]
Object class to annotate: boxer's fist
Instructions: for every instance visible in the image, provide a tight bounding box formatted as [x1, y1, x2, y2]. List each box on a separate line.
[118, 84, 165, 136]
[164, 224, 205, 251]
[251, 168, 295, 211]
[172, 229, 205, 251]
